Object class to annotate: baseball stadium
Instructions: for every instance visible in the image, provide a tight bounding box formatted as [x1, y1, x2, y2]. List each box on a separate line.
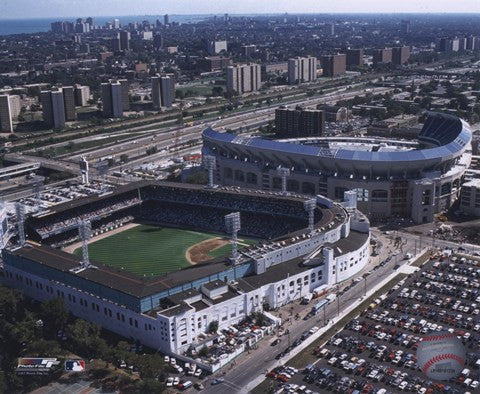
[202, 111, 472, 223]
[3, 180, 370, 363]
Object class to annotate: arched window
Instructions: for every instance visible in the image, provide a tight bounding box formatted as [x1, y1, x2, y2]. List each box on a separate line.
[302, 182, 316, 195]
[224, 167, 233, 179]
[246, 172, 257, 185]
[234, 170, 245, 182]
[287, 179, 300, 192]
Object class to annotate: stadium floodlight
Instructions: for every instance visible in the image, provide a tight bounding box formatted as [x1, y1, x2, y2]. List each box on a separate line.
[80, 156, 90, 185]
[225, 212, 241, 263]
[32, 178, 43, 212]
[78, 220, 92, 267]
[15, 202, 26, 246]
[304, 198, 317, 233]
[277, 167, 290, 195]
[203, 155, 216, 188]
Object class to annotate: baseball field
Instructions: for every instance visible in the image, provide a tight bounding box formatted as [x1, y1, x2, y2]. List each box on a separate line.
[73, 224, 255, 277]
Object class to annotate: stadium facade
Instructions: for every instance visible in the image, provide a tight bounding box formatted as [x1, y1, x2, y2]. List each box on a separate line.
[2, 182, 369, 362]
[202, 112, 472, 223]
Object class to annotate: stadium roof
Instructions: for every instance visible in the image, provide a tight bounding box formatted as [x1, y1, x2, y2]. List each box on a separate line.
[9, 243, 237, 298]
[203, 112, 472, 173]
[33, 180, 312, 219]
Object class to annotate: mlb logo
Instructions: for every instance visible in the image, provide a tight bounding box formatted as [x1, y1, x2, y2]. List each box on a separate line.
[65, 359, 85, 372]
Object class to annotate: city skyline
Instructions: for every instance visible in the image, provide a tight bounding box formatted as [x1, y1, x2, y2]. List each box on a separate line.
[4, 0, 480, 19]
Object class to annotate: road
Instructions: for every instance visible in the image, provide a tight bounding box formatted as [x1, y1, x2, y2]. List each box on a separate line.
[203, 233, 416, 393]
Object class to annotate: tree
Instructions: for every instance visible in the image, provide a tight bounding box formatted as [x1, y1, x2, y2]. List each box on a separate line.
[146, 146, 158, 155]
[66, 320, 101, 358]
[0, 286, 23, 321]
[198, 346, 209, 357]
[41, 298, 68, 336]
[208, 320, 218, 334]
[26, 339, 62, 357]
[211, 86, 224, 97]
[136, 354, 165, 380]
[186, 171, 208, 185]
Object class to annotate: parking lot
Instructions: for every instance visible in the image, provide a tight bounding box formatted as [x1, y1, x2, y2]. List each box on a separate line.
[264, 251, 480, 393]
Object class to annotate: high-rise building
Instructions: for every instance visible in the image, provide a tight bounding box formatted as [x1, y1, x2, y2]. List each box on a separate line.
[0, 95, 13, 133]
[207, 40, 228, 55]
[118, 80, 130, 111]
[62, 86, 76, 121]
[153, 34, 164, 50]
[119, 31, 131, 51]
[164, 14, 170, 25]
[8, 95, 21, 119]
[451, 38, 461, 52]
[152, 75, 175, 108]
[392, 46, 410, 65]
[439, 38, 453, 52]
[113, 19, 120, 29]
[466, 36, 480, 51]
[275, 106, 325, 137]
[346, 49, 364, 67]
[226, 64, 261, 96]
[41, 90, 66, 129]
[288, 57, 317, 85]
[372, 48, 393, 64]
[74, 85, 90, 107]
[321, 54, 347, 77]
[51, 22, 64, 33]
[101, 82, 123, 118]
[112, 37, 121, 52]
[401, 20, 411, 35]
[241, 45, 257, 57]
[324, 23, 335, 36]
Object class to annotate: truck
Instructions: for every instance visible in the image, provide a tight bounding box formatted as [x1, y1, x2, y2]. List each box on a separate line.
[326, 294, 336, 304]
[301, 293, 313, 304]
[312, 284, 329, 298]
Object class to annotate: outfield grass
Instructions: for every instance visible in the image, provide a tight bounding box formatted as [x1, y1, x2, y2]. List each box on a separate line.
[74, 225, 223, 277]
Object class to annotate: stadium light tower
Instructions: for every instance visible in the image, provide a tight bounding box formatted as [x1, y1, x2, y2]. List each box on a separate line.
[277, 167, 290, 195]
[78, 220, 92, 267]
[203, 155, 216, 188]
[304, 198, 316, 233]
[15, 202, 26, 246]
[80, 156, 90, 185]
[32, 177, 43, 212]
[225, 212, 241, 264]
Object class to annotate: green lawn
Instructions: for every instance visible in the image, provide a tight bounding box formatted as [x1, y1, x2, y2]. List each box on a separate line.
[74, 225, 222, 277]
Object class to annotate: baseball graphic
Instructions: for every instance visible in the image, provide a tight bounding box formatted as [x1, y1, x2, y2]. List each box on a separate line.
[416, 332, 466, 381]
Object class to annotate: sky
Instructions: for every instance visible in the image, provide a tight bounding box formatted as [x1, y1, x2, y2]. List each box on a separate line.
[4, 0, 480, 19]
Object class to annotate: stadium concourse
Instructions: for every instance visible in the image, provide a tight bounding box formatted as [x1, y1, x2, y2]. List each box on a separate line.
[203, 111, 472, 224]
[2, 181, 370, 371]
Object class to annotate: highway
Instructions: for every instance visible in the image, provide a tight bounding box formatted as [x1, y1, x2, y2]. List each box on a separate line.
[60, 85, 392, 166]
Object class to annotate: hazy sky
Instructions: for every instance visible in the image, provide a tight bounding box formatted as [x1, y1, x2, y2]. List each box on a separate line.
[4, 0, 480, 19]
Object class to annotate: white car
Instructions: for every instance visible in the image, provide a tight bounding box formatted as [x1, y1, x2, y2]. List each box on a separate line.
[166, 377, 174, 387]
[194, 369, 202, 377]
[164, 355, 170, 364]
[173, 377, 180, 386]
[170, 358, 176, 366]
[399, 381, 408, 390]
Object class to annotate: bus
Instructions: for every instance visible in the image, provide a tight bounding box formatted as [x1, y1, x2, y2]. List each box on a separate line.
[311, 299, 328, 314]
